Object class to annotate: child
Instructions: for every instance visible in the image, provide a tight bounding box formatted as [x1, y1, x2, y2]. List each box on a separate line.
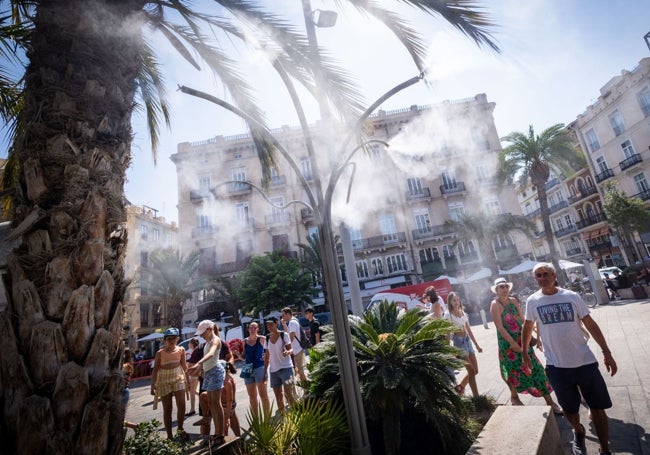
[221, 361, 241, 437]
[150, 327, 190, 442]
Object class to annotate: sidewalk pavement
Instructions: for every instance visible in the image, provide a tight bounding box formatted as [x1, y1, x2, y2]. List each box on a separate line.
[126, 299, 650, 454]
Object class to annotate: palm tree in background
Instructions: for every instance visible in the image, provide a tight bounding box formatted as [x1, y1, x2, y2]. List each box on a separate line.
[0, 1, 497, 453]
[139, 249, 199, 329]
[446, 212, 536, 277]
[498, 124, 585, 279]
[296, 232, 341, 310]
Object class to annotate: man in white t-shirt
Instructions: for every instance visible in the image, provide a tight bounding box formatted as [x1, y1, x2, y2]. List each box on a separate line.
[281, 307, 308, 384]
[522, 262, 617, 455]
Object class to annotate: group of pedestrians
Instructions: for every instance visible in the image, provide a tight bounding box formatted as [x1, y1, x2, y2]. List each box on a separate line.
[421, 264, 616, 455]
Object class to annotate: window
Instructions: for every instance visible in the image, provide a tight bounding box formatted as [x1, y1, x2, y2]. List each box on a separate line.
[140, 251, 149, 268]
[300, 157, 313, 180]
[638, 87, 650, 117]
[371, 258, 384, 275]
[379, 214, 397, 242]
[441, 170, 457, 189]
[198, 214, 210, 228]
[596, 156, 609, 173]
[165, 233, 173, 248]
[270, 168, 283, 185]
[442, 245, 455, 259]
[140, 224, 148, 240]
[235, 203, 250, 226]
[608, 110, 625, 136]
[232, 168, 247, 191]
[152, 228, 160, 241]
[634, 173, 650, 194]
[484, 198, 501, 215]
[407, 177, 423, 195]
[563, 214, 573, 227]
[585, 129, 600, 152]
[448, 202, 465, 221]
[356, 261, 369, 279]
[272, 234, 289, 253]
[493, 234, 509, 250]
[386, 254, 408, 273]
[414, 210, 430, 232]
[419, 247, 439, 263]
[475, 163, 490, 182]
[270, 196, 284, 220]
[458, 240, 476, 257]
[350, 229, 363, 249]
[199, 176, 211, 189]
[554, 217, 565, 230]
[621, 139, 635, 158]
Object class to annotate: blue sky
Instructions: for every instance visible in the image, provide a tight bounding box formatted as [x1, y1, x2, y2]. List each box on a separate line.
[5, 1, 650, 224]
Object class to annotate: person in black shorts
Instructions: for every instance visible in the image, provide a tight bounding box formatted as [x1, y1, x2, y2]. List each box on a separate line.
[522, 263, 617, 455]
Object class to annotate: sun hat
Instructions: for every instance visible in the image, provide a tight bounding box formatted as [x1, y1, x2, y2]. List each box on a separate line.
[195, 320, 214, 336]
[164, 327, 179, 337]
[265, 316, 279, 324]
[490, 277, 513, 294]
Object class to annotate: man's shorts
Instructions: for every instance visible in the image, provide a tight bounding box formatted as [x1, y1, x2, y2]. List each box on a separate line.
[293, 350, 306, 378]
[270, 367, 294, 389]
[545, 362, 612, 414]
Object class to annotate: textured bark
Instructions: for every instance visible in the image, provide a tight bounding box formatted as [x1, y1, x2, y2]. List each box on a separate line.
[1, 0, 144, 452]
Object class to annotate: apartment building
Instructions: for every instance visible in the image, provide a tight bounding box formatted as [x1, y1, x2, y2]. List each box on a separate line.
[171, 94, 530, 309]
[567, 57, 650, 266]
[123, 204, 178, 346]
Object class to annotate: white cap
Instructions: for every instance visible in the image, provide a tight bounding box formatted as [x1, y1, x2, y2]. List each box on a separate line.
[195, 320, 213, 336]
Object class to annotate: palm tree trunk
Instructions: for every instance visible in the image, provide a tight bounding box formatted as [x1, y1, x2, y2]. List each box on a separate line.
[536, 185, 564, 283]
[0, 2, 143, 453]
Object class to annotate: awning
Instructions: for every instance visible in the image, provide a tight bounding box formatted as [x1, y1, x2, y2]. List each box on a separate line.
[582, 227, 609, 241]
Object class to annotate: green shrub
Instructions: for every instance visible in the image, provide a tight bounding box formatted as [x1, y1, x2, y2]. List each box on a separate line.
[123, 420, 183, 455]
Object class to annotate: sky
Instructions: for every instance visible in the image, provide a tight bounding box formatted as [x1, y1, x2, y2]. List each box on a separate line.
[76, 1, 650, 223]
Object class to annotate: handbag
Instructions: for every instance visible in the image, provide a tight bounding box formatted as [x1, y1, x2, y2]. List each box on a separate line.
[530, 336, 538, 347]
[240, 363, 254, 379]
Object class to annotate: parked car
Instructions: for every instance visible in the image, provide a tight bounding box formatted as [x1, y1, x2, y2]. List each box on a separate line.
[599, 266, 623, 280]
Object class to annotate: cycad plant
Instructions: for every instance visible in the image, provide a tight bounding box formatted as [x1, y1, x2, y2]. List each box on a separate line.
[307, 301, 470, 455]
[244, 398, 349, 455]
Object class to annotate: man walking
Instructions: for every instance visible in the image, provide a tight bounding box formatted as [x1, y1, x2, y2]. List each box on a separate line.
[304, 307, 321, 345]
[522, 263, 617, 455]
[281, 307, 308, 384]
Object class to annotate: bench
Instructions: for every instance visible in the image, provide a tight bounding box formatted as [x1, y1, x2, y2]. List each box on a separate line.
[466, 406, 563, 455]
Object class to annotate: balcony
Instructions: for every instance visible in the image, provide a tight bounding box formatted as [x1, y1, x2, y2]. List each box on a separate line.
[266, 175, 287, 187]
[190, 189, 211, 201]
[565, 247, 584, 256]
[620, 153, 643, 171]
[412, 223, 455, 241]
[524, 208, 541, 219]
[352, 231, 406, 251]
[553, 224, 577, 238]
[300, 207, 316, 222]
[544, 177, 561, 190]
[588, 239, 612, 251]
[632, 188, 650, 201]
[548, 200, 568, 214]
[192, 225, 217, 238]
[265, 212, 291, 227]
[440, 181, 466, 196]
[405, 187, 431, 201]
[595, 168, 614, 183]
[534, 230, 546, 239]
[228, 182, 252, 195]
[575, 212, 607, 229]
[568, 186, 598, 204]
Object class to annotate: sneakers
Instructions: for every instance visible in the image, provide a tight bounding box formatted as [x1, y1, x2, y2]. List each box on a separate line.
[572, 424, 586, 455]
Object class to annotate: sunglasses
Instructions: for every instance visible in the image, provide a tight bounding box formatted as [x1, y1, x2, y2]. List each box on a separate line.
[497, 284, 510, 289]
[535, 272, 552, 278]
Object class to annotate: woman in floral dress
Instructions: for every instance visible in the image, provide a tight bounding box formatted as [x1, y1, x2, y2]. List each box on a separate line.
[490, 277, 562, 413]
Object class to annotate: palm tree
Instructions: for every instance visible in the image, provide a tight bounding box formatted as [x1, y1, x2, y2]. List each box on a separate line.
[498, 124, 585, 279]
[445, 212, 535, 277]
[296, 232, 341, 310]
[139, 249, 199, 329]
[308, 301, 469, 454]
[0, 1, 497, 453]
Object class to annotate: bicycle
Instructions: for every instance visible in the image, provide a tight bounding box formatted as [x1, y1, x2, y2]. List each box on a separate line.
[569, 281, 597, 307]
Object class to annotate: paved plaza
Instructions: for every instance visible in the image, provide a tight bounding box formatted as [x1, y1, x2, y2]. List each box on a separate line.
[126, 298, 650, 454]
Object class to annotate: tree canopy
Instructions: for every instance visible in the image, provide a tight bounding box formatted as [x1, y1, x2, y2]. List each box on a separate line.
[236, 251, 314, 315]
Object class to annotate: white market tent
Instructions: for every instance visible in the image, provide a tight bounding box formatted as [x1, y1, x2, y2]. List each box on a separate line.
[559, 259, 583, 270]
[464, 267, 493, 282]
[502, 260, 539, 275]
[435, 274, 459, 284]
[137, 332, 164, 342]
